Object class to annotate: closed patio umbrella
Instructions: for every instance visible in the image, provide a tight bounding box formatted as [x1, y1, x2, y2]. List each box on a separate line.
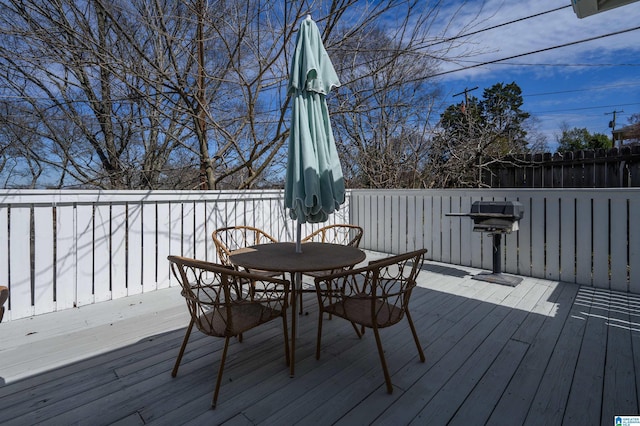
[285, 15, 344, 253]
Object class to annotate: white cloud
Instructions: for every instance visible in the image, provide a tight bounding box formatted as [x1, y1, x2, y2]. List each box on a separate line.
[432, 0, 640, 80]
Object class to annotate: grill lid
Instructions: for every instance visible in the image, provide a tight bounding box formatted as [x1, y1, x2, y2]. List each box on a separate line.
[470, 201, 524, 220]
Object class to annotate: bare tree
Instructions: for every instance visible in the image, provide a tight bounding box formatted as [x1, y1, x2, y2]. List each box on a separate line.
[325, 1, 486, 188]
[0, 0, 190, 188]
[0, 101, 45, 188]
[0, 0, 488, 189]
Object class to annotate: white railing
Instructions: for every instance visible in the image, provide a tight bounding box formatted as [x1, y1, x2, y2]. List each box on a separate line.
[0, 190, 349, 321]
[352, 188, 639, 294]
[1, 188, 638, 321]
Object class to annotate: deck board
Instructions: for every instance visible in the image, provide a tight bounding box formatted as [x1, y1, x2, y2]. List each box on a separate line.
[1, 253, 639, 426]
[486, 281, 578, 425]
[602, 290, 639, 424]
[564, 287, 608, 425]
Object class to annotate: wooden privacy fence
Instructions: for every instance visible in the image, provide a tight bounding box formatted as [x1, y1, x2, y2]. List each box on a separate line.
[351, 188, 639, 294]
[1, 188, 638, 320]
[483, 146, 640, 188]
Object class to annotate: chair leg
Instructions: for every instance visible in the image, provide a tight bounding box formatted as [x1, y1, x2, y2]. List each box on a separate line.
[299, 289, 304, 315]
[315, 310, 324, 360]
[248, 281, 256, 301]
[212, 336, 231, 409]
[405, 309, 426, 362]
[172, 319, 194, 377]
[350, 321, 363, 338]
[282, 313, 290, 366]
[372, 326, 393, 394]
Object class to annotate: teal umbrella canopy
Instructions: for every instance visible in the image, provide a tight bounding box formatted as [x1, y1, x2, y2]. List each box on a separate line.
[284, 16, 344, 226]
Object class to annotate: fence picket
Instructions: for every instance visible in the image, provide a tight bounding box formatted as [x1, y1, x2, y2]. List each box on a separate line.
[450, 195, 461, 265]
[9, 207, 32, 318]
[56, 205, 76, 311]
[592, 198, 609, 288]
[94, 204, 112, 303]
[391, 195, 400, 254]
[76, 204, 95, 306]
[157, 202, 172, 289]
[194, 201, 207, 261]
[530, 194, 545, 279]
[422, 195, 433, 258]
[470, 195, 484, 269]
[575, 197, 592, 286]
[441, 195, 452, 264]
[111, 204, 127, 299]
[432, 196, 442, 262]
[610, 198, 628, 292]
[33, 206, 55, 315]
[127, 202, 143, 296]
[142, 203, 157, 293]
[545, 197, 561, 281]
[459, 197, 472, 267]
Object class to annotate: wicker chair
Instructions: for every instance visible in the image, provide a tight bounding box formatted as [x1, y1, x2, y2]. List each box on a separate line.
[211, 225, 284, 302]
[0, 286, 8, 322]
[298, 224, 364, 314]
[211, 225, 281, 275]
[168, 255, 290, 408]
[301, 223, 363, 248]
[313, 248, 428, 393]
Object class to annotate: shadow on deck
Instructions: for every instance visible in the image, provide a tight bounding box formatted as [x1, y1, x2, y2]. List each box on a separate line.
[1, 260, 639, 425]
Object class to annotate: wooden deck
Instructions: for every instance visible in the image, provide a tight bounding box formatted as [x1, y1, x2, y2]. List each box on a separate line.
[1, 252, 639, 425]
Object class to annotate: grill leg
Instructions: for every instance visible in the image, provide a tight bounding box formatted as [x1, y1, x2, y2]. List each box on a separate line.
[472, 231, 522, 287]
[492, 233, 502, 274]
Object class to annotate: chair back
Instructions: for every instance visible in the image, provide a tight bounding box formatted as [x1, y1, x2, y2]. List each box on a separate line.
[168, 256, 289, 337]
[302, 224, 363, 247]
[315, 248, 427, 328]
[211, 226, 278, 266]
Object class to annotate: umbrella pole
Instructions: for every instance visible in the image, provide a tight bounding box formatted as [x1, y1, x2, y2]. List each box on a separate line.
[291, 221, 303, 376]
[296, 221, 302, 253]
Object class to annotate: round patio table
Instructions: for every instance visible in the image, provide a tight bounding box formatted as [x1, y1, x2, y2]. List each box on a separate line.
[229, 242, 366, 376]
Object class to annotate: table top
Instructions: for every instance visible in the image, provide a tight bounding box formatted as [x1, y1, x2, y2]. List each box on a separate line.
[228, 242, 366, 273]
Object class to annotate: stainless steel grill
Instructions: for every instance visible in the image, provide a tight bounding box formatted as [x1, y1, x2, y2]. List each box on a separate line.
[448, 201, 524, 286]
[468, 201, 524, 233]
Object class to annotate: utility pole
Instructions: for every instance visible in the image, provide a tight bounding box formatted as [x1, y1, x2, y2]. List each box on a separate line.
[453, 87, 479, 185]
[453, 86, 478, 123]
[453, 86, 478, 111]
[606, 110, 624, 148]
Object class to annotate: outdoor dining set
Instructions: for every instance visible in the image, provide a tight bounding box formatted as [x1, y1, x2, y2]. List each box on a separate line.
[167, 224, 428, 408]
[164, 15, 430, 409]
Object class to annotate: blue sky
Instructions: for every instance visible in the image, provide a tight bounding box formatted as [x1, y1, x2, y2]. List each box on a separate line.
[427, 0, 640, 151]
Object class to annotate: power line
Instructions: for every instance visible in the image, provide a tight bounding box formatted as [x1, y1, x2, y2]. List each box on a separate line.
[525, 82, 640, 98]
[453, 86, 478, 102]
[430, 5, 572, 47]
[533, 102, 640, 114]
[430, 25, 640, 78]
[453, 60, 640, 68]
